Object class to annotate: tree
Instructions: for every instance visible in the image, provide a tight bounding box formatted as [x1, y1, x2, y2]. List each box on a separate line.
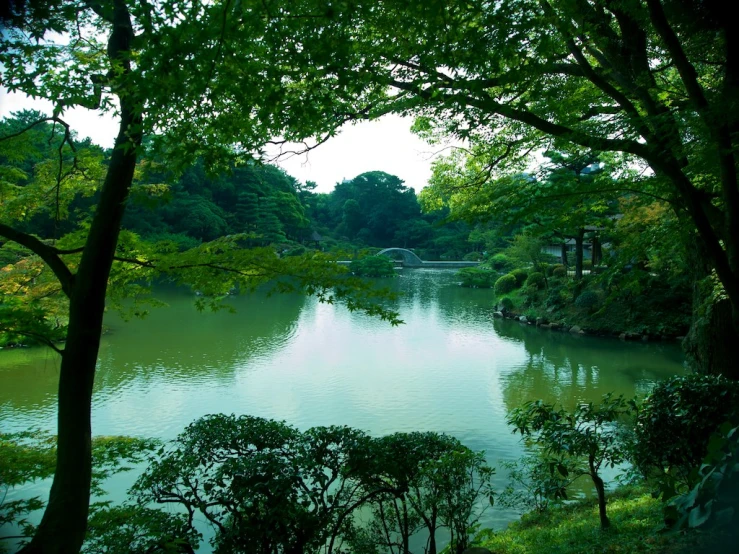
[1, 432, 161, 551]
[285, 0, 739, 374]
[354, 432, 494, 554]
[235, 191, 260, 233]
[133, 415, 385, 554]
[507, 394, 635, 529]
[0, 2, 395, 551]
[422, 148, 620, 280]
[329, 172, 421, 246]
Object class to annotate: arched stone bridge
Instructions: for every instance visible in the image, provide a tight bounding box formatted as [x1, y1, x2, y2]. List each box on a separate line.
[375, 248, 480, 269]
[376, 248, 424, 267]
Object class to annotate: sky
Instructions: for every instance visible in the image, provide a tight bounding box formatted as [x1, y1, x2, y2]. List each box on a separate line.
[0, 89, 447, 193]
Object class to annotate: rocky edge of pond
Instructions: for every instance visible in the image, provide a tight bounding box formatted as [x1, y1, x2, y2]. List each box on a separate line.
[492, 305, 685, 343]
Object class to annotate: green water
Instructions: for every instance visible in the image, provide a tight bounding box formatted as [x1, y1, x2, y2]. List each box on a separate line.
[0, 268, 685, 532]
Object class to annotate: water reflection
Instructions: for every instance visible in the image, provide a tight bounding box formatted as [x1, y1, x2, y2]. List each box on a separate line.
[0, 289, 306, 435]
[0, 269, 686, 533]
[493, 318, 685, 412]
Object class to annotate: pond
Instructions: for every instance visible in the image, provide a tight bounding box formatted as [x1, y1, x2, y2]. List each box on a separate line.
[0, 268, 685, 541]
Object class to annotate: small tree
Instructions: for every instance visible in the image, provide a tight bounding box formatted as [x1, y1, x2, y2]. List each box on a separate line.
[133, 415, 387, 554]
[507, 394, 634, 529]
[353, 432, 494, 554]
[498, 453, 578, 514]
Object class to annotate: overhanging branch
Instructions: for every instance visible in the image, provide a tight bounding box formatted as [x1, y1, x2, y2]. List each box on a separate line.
[0, 223, 74, 297]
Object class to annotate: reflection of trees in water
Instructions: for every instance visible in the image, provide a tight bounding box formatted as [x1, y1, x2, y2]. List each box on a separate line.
[494, 318, 685, 413]
[385, 269, 494, 323]
[0, 290, 306, 414]
[0, 348, 61, 417]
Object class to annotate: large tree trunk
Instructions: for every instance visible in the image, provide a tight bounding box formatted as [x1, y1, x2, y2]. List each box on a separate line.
[679, 236, 739, 379]
[20, 4, 140, 551]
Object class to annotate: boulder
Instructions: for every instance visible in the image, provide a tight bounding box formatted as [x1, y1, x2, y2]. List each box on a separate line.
[569, 325, 583, 334]
[519, 315, 528, 324]
[493, 311, 504, 319]
[539, 323, 551, 329]
[536, 317, 547, 326]
[619, 333, 627, 341]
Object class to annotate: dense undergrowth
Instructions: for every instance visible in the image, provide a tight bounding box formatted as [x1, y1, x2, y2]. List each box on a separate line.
[458, 253, 691, 338]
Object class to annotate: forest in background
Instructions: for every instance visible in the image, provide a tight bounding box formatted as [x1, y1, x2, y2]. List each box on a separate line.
[1, 110, 693, 346]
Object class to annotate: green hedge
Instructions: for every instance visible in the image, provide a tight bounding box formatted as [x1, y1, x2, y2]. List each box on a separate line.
[495, 274, 518, 295]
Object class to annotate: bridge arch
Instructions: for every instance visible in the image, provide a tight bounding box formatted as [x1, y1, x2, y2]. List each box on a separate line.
[376, 248, 424, 267]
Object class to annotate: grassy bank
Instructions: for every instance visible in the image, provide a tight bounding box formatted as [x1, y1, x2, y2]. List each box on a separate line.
[476, 488, 732, 554]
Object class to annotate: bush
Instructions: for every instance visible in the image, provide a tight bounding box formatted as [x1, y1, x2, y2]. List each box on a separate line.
[350, 256, 396, 277]
[574, 290, 600, 311]
[458, 267, 496, 288]
[282, 245, 307, 257]
[510, 269, 528, 287]
[545, 286, 567, 309]
[498, 454, 575, 513]
[552, 265, 567, 278]
[463, 252, 483, 261]
[632, 374, 739, 488]
[495, 274, 518, 295]
[507, 394, 635, 529]
[499, 297, 514, 312]
[526, 272, 546, 290]
[148, 232, 202, 252]
[665, 421, 739, 532]
[489, 253, 510, 271]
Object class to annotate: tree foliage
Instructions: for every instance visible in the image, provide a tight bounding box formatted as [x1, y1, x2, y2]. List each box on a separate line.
[127, 416, 493, 554]
[507, 394, 635, 529]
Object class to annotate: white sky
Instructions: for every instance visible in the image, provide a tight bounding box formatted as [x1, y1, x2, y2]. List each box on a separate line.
[0, 89, 443, 193]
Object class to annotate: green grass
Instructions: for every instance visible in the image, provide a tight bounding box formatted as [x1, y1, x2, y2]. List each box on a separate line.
[477, 488, 728, 554]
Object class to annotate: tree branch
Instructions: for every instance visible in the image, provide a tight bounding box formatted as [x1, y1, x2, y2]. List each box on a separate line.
[0, 223, 74, 297]
[0, 327, 64, 355]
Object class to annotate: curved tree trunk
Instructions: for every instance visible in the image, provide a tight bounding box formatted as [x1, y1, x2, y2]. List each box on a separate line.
[592, 472, 610, 529]
[20, 3, 141, 551]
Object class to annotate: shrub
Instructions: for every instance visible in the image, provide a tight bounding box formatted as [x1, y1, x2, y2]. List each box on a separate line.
[489, 253, 510, 271]
[507, 394, 635, 529]
[522, 285, 541, 307]
[665, 421, 739, 531]
[552, 265, 567, 278]
[148, 232, 202, 252]
[631, 374, 739, 488]
[526, 272, 546, 290]
[495, 274, 517, 295]
[463, 252, 483, 261]
[574, 290, 600, 311]
[350, 256, 396, 277]
[282, 245, 307, 257]
[498, 454, 575, 513]
[499, 297, 514, 312]
[458, 267, 496, 288]
[545, 286, 567, 309]
[510, 269, 528, 287]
